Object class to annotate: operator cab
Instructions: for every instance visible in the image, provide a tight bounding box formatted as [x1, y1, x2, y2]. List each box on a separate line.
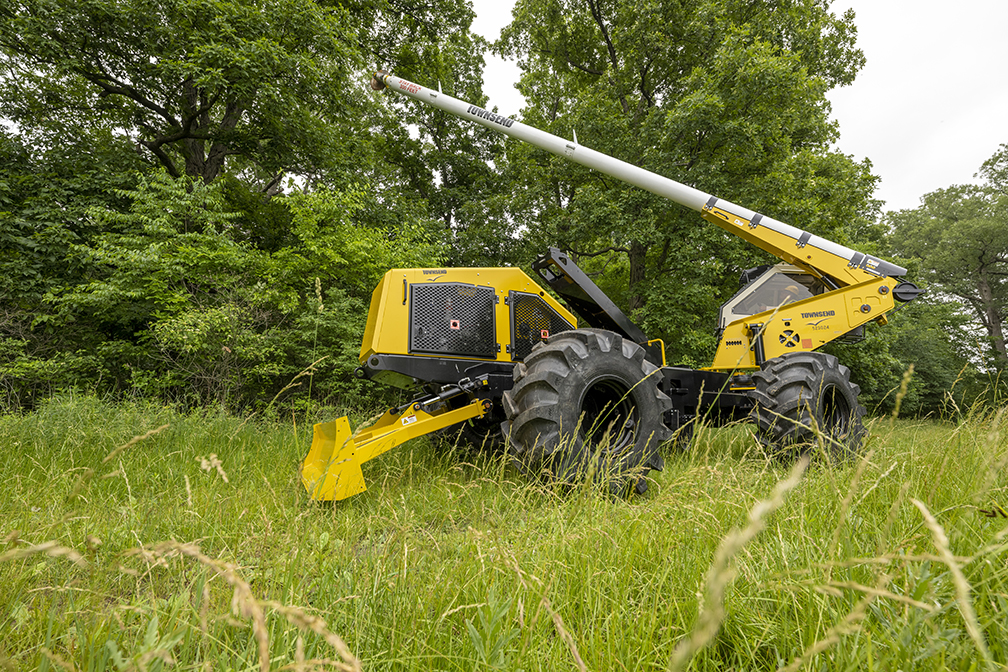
[718, 263, 824, 329]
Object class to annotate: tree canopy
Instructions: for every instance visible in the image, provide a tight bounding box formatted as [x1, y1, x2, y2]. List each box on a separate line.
[0, 0, 486, 409]
[888, 145, 1008, 372]
[0, 0, 370, 184]
[0, 0, 997, 416]
[495, 0, 879, 363]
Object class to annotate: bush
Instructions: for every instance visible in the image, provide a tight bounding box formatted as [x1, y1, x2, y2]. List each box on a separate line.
[1, 171, 444, 412]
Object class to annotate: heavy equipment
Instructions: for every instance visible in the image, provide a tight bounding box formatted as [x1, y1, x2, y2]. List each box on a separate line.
[300, 71, 921, 501]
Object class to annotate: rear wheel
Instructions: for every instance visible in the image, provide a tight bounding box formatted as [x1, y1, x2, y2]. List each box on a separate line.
[749, 352, 866, 459]
[501, 329, 672, 494]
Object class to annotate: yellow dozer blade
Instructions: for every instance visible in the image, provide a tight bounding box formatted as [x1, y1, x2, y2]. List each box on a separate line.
[300, 397, 489, 501]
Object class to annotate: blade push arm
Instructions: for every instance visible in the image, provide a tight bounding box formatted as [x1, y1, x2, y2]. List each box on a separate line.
[301, 377, 493, 501]
[371, 71, 906, 287]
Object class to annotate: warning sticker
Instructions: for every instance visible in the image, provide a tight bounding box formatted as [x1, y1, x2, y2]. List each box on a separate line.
[401, 415, 417, 426]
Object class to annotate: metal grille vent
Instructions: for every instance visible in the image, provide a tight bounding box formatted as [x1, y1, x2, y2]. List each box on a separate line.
[409, 282, 497, 358]
[510, 291, 574, 361]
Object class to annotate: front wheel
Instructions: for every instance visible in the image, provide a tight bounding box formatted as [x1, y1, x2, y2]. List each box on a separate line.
[501, 329, 672, 494]
[749, 352, 866, 459]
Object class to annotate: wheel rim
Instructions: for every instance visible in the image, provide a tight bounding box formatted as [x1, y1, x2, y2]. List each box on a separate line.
[464, 405, 504, 443]
[820, 384, 852, 439]
[579, 377, 638, 454]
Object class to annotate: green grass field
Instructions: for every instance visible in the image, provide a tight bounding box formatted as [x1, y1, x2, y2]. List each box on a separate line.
[1, 395, 1006, 671]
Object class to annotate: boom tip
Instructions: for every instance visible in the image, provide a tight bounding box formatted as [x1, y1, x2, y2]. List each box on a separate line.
[370, 70, 388, 91]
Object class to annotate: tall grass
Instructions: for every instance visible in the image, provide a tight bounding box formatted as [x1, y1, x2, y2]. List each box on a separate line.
[1, 394, 1006, 670]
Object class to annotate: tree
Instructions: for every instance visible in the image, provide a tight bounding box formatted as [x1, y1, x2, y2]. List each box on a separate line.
[496, 0, 879, 364]
[0, 0, 503, 409]
[1, 169, 445, 409]
[978, 142, 1008, 194]
[0, 129, 143, 385]
[358, 2, 517, 267]
[0, 0, 361, 184]
[888, 160, 1008, 371]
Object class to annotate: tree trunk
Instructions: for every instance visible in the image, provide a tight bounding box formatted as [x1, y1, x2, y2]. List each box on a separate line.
[628, 239, 646, 312]
[977, 270, 1008, 369]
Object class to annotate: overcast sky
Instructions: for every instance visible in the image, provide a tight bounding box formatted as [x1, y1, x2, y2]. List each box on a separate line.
[469, 0, 1008, 213]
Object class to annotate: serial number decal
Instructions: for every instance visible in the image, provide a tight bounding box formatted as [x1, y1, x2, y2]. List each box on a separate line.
[467, 105, 515, 128]
[725, 339, 743, 347]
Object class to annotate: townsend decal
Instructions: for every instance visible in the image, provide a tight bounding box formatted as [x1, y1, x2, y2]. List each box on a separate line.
[467, 105, 515, 128]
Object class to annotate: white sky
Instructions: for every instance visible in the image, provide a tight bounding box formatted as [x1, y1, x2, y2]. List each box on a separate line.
[470, 0, 1008, 213]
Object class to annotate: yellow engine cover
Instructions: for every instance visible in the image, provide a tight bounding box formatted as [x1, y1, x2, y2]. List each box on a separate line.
[358, 267, 576, 388]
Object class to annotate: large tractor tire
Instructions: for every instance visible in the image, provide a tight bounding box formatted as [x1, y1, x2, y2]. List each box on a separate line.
[749, 352, 866, 459]
[501, 329, 672, 495]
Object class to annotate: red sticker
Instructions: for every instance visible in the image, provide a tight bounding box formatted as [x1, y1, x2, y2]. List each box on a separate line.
[802, 338, 812, 349]
[450, 320, 461, 330]
[541, 329, 550, 339]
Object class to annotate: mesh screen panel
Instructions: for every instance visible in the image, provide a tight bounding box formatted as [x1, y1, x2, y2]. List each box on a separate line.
[510, 291, 574, 361]
[410, 283, 497, 358]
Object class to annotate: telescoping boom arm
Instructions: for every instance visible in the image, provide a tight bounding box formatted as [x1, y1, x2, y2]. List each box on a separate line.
[370, 71, 906, 289]
[298, 72, 915, 502]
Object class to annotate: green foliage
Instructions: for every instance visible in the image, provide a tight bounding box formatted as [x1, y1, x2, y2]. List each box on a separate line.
[2, 171, 443, 410]
[58, 170, 246, 323]
[0, 0, 985, 424]
[888, 145, 1008, 373]
[218, 174, 296, 253]
[0, 130, 142, 308]
[281, 187, 444, 292]
[0, 129, 148, 407]
[105, 613, 185, 672]
[368, 11, 518, 267]
[465, 589, 520, 669]
[824, 298, 978, 417]
[978, 142, 1008, 194]
[0, 0, 361, 182]
[0, 0, 498, 412]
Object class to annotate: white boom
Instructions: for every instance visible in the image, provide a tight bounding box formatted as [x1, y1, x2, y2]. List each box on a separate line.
[370, 71, 906, 281]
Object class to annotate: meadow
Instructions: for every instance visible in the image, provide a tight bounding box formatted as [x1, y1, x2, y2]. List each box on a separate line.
[1, 394, 1006, 671]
